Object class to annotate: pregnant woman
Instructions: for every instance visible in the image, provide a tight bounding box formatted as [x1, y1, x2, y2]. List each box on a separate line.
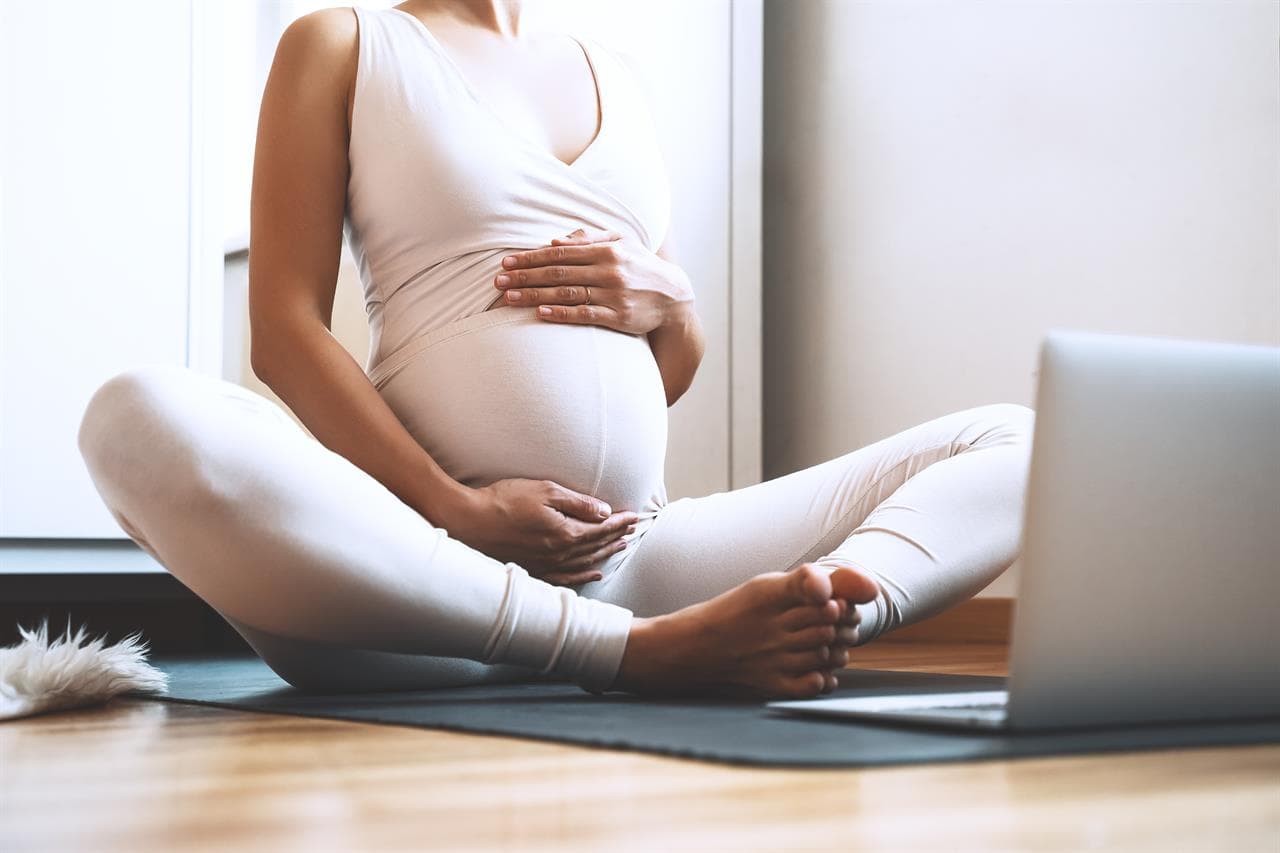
[77, 1, 1034, 698]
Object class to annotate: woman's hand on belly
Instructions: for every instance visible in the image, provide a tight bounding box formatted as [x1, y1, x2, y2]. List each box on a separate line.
[438, 477, 639, 587]
[492, 228, 693, 336]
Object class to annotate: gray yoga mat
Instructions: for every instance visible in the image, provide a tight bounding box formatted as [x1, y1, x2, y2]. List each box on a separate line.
[141, 655, 1280, 768]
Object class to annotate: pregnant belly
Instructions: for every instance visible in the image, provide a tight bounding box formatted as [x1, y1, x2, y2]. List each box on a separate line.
[371, 305, 669, 518]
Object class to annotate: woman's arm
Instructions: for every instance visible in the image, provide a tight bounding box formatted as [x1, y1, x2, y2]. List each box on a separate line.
[646, 241, 706, 407]
[248, 10, 470, 524]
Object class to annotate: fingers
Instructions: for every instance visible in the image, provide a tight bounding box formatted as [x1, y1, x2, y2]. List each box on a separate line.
[543, 482, 613, 522]
[541, 567, 605, 587]
[500, 283, 596, 308]
[538, 514, 636, 585]
[535, 304, 622, 327]
[549, 227, 623, 246]
[524, 520, 637, 587]
[494, 261, 614, 294]
[499, 242, 616, 275]
[537, 520, 634, 586]
[552, 228, 590, 244]
[559, 512, 638, 555]
[540, 479, 639, 543]
[558, 535, 629, 572]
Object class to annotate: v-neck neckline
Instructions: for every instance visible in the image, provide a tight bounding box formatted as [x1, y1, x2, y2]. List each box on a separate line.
[388, 7, 606, 172]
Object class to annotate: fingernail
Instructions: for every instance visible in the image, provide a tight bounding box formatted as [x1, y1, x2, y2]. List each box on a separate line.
[496, 274, 510, 286]
[538, 306, 552, 315]
[598, 504, 611, 518]
[616, 539, 627, 550]
[507, 290, 522, 301]
[502, 256, 516, 268]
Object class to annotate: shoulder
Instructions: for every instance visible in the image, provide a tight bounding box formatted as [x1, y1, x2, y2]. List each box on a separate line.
[586, 40, 660, 117]
[588, 40, 642, 82]
[586, 40, 652, 94]
[577, 36, 634, 77]
[274, 7, 359, 70]
[267, 8, 360, 118]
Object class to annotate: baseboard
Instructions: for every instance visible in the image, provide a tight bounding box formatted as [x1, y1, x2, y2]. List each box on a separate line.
[880, 597, 1013, 645]
[0, 574, 251, 654]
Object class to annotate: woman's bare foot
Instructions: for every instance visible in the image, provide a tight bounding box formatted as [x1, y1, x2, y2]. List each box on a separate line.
[611, 563, 881, 699]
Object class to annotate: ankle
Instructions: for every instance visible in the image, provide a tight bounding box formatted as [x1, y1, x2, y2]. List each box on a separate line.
[612, 615, 669, 693]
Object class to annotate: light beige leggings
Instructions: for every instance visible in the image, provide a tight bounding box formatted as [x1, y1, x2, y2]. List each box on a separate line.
[78, 364, 1033, 694]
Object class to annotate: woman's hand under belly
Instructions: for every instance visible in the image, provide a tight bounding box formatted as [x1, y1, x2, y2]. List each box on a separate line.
[437, 476, 638, 585]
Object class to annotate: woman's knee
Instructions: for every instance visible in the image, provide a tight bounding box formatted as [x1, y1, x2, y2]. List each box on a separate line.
[78, 365, 221, 508]
[965, 402, 1036, 447]
[80, 363, 184, 444]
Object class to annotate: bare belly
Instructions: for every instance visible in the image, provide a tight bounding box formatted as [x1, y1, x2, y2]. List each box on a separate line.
[372, 305, 669, 518]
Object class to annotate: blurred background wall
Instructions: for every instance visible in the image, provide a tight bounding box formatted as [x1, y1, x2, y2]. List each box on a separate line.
[762, 0, 1280, 596]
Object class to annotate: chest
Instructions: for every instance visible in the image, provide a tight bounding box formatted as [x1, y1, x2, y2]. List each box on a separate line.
[457, 36, 601, 168]
[397, 15, 602, 169]
[344, 8, 671, 256]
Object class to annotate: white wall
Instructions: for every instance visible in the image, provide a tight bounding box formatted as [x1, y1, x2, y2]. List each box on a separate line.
[763, 0, 1280, 596]
[0, 0, 222, 543]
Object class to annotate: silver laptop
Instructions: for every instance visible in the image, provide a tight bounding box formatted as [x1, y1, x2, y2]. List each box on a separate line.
[769, 330, 1280, 731]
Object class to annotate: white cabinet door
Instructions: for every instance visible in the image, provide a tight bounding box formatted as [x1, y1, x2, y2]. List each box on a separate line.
[0, 1, 200, 537]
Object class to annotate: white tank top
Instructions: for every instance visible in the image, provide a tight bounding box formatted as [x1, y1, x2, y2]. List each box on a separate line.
[344, 6, 672, 379]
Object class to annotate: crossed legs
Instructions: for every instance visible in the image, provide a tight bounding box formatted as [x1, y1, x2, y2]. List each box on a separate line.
[78, 365, 1033, 694]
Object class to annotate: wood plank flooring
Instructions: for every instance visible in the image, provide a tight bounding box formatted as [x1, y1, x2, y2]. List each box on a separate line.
[2, 642, 1277, 851]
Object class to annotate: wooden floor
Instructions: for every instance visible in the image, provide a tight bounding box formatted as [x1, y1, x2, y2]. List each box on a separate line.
[3, 642, 1277, 851]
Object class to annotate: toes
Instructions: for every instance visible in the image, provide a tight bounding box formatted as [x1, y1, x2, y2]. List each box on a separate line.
[833, 598, 862, 629]
[776, 670, 828, 698]
[829, 564, 880, 604]
[822, 598, 841, 623]
[781, 623, 855, 651]
[780, 623, 838, 651]
[778, 647, 832, 673]
[786, 563, 833, 606]
[780, 599, 840, 631]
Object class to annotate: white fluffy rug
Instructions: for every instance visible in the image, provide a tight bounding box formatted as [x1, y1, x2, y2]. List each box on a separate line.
[0, 619, 169, 721]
